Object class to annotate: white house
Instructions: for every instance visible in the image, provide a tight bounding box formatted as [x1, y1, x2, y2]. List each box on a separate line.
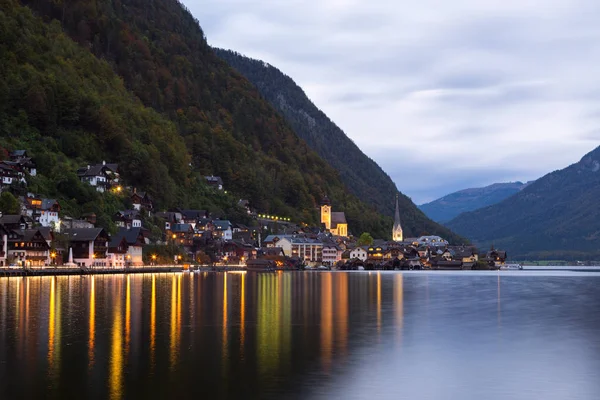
[77, 162, 119, 193]
[213, 220, 233, 241]
[278, 237, 323, 264]
[38, 199, 60, 229]
[322, 244, 341, 265]
[350, 246, 368, 261]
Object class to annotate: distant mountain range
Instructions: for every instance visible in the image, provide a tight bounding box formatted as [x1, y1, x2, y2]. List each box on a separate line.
[214, 48, 463, 242]
[446, 147, 600, 260]
[419, 182, 531, 223]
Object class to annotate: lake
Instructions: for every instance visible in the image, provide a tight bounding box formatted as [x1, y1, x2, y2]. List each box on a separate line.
[1, 271, 599, 399]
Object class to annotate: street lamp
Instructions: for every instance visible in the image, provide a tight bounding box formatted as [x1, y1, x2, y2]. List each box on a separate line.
[50, 252, 56, 266]
[151, 254, 157, 266]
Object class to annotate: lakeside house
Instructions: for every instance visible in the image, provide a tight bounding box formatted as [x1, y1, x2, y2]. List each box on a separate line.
[63, 228, 110, 267]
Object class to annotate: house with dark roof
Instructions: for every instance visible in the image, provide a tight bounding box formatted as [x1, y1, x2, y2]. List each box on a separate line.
[168, 223, 194, 247]
[8, 150, 36, 176]
[6, 229, 51, 267]
[212, 220, 233, 240]
[115, 210, 142, 229]
[0, 215, 28, 231]
[77, 161, 119, 193]
[0, 162, 25, 187]
[205, 175, 224, 190]
[63, 228, 110, 267]
[181, 210, 209, 228]
[108, 227, 146, 267]
[131, 189, 153, 211]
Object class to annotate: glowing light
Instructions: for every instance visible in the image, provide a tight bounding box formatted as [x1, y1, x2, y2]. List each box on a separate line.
[109, 286, 123, 400]
[89, 277, 95, 369]
[150, 275, 156, 370]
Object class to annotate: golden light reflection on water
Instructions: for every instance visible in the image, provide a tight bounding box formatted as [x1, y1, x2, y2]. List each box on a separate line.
[394, 274, 404, 345]
[125, 275, 131, 358]
[109, 284, 123, 400]
[321, 273, 333, 372]
[336, 273, 348, 356]
[257, 273, 281, 380]
[169, 274, 182, 371]
[150, 274, 156, 370]
[89, 276, 96, 369]
[47, 277, 61, 378]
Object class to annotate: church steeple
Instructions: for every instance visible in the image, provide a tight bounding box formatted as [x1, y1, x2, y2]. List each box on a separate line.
[392, 193, 403, 242]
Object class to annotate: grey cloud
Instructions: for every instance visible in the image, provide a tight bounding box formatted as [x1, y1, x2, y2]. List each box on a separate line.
[185, 0, 600, 203]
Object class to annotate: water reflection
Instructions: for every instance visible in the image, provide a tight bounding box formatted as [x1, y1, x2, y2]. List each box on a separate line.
[109, 282, 123, 400]
[0, 272, 599, 400]
[89, 276, 96, 369]
[321, 273, 333, 372]
[150, 274, 156, 371]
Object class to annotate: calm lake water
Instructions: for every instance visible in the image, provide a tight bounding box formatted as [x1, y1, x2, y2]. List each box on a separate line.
[1, 271, 599, 399]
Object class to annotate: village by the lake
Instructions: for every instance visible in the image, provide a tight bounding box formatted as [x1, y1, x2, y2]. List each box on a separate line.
[0, 150, 517, 276]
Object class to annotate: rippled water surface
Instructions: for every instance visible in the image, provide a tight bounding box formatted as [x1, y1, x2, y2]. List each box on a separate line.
[1, 271, 599, 399]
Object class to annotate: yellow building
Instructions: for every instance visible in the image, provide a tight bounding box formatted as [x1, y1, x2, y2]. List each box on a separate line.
[320, 196, 348, 237]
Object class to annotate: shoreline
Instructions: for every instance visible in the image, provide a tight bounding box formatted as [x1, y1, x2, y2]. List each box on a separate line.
[2, 264, 600, 277]
[0, 266, 183, 277]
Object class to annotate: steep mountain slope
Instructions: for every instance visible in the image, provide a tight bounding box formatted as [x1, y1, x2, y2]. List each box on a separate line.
[0, 0, 196, 227]
[213, 49, 463, 242]
[447, 147, 600, 259]
[9, 0, 391, 237]
[419, 182, 530, 223]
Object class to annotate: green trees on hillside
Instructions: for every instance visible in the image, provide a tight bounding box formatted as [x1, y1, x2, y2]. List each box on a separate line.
[0, 192, 20, 215]
[214, 48, 465, 243]
[6, 0, 400, 238]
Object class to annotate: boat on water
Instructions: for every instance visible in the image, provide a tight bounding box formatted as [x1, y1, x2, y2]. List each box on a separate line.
[499, 263, 523, 270]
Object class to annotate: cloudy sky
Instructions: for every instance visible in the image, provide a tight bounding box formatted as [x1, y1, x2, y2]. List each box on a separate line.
[184, 0, 600, 204]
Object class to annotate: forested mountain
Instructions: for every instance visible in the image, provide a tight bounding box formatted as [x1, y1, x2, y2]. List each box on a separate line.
[2, 0, 463, 241]
[419, 182, 530, 223]
[214, 49, 462, 242]
[1, 0, 387, 236]
[447, 147, 600, 260]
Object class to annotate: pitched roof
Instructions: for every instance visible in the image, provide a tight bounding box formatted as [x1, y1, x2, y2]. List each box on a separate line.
[205, 175, 223, 185]
[0, 215, 26, 225]
[181, 210, 208, 220]
[331, 212, 347, 228]
[63, 228, 105, 242]
[110, 227, 144, 247]
[171, 223, 192, 233]
[11, 150, 27, 157]
[213, 220, 232, 230]
[41, 199, 58, 210]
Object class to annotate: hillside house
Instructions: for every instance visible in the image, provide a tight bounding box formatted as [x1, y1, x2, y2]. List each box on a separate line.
[205, 175, 224, 190]
[77, 161, 119, 192]
[131, 189, 153, 211]
[213, 220, 233, 240]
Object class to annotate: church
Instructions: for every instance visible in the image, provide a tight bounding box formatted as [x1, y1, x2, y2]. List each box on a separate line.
[393, 194, 403, 242]
[320, 196, 348, 237]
